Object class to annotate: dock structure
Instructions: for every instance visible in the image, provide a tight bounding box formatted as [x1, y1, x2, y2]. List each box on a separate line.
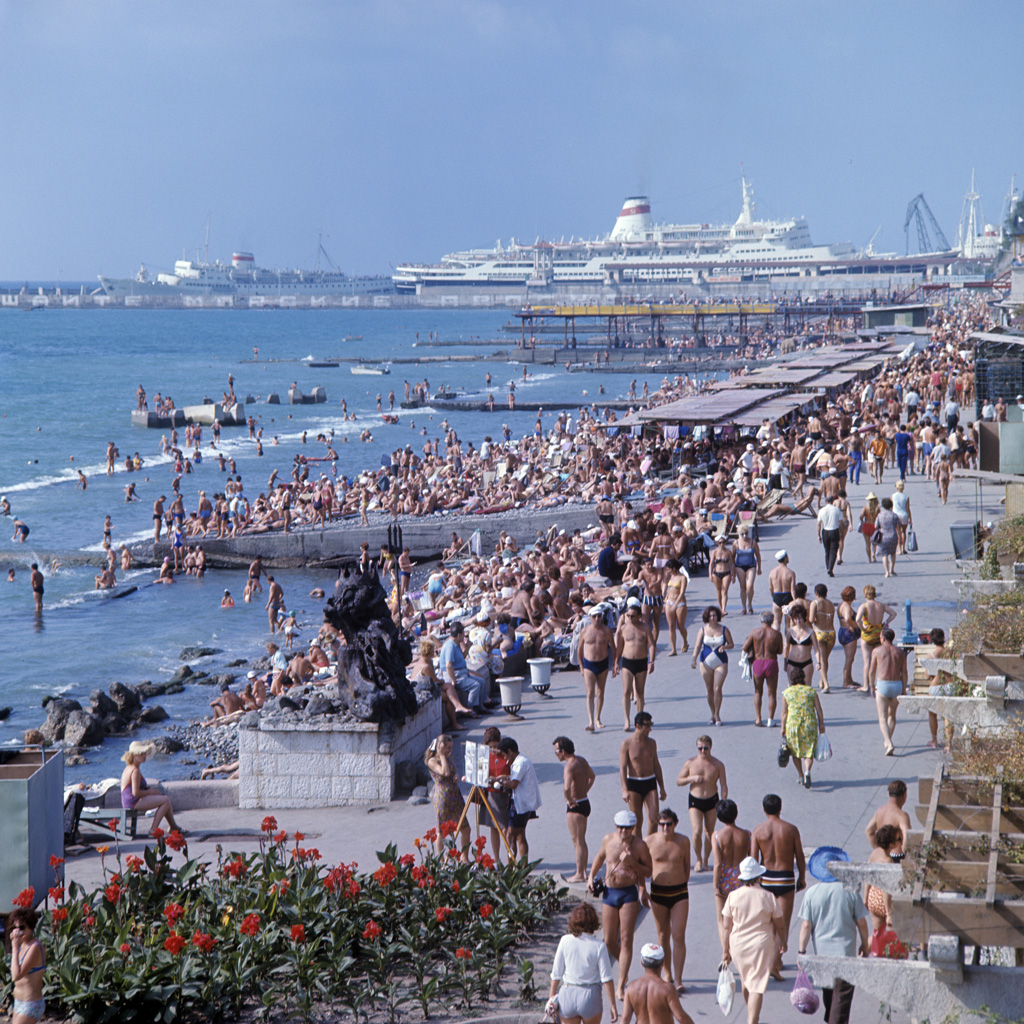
[515, 298, 867, 348]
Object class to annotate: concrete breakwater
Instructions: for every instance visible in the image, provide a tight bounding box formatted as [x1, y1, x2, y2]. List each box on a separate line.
[135, 504, 599, 568]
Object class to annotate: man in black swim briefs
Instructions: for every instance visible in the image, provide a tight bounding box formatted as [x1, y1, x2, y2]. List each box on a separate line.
[642, 808, 691, 991]
[555, 736, 596, 883]
[620, 712, 666, 837]
[675, 734, 728, 872]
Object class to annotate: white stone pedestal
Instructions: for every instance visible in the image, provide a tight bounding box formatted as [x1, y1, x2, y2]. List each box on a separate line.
[238, 699, 441, 809]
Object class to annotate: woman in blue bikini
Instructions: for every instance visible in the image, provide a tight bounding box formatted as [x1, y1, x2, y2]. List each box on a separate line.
[9, 907, 45, 1024]
[691, 606, 734, 726]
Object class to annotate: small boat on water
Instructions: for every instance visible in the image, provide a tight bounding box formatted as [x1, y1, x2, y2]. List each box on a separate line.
[345, 334, 363, 341]
[307, 361, 339, 368]
[351, 363, 391, 376]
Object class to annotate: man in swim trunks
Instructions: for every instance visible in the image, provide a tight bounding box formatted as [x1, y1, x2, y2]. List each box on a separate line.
[589, 809, 653, 1002]
[675, 735, 728, 872]
[620, 943, 695, 1024]
[152, 495, 166, 542]
[742, 612, 783, 727]
[579, 607, 615, 732]
[620, 712, 666, 837]
[643, 808, 691, 992]
[867, 628, 907, 756]
[710, 798, 750, 947]
[248, 555, 264, 596]
[265, 575, 285, 634]
[865, 780, 912, 859]
[750, 793, 805, 978]
[615, 598, 656, 729]
[767, 550, 796, 630]
[554, 735, 596, 882]
[29, 563, 44, 614]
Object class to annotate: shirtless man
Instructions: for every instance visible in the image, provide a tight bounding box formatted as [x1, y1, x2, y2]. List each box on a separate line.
[767, 550, 796, 631]
[29, 563, 44, 614]
[615, 599, 656, 729]
[750, 793, 805, 977]
[210, 682, 245, 719]
[554, 736, 596, 882]
[620, 944, 694, 1024]
[789, 438, 809, 498]
[865, 779, 913, 858]
[589, 810, 653, 1002]
[620, 712, 666, 837]
[710, 798, 750, 946]
[248, 555, 264, 596]
[935, 453, 952, 504]
[808, 583, 837, 692]
[265, 575, 285, 634]
[639, 559, 665, 646]
[643, 809, 691, 992]
[579, 607, 614, 732]
[867, 628, 907, 756]
[675, 735, 728, 872]
[741, 612, 783, 727]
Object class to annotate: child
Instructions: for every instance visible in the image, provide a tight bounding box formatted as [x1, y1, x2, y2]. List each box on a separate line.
[283, 611, 299, 650]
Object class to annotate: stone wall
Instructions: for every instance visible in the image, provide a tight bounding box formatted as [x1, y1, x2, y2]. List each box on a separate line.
[238, 698, 441, 809]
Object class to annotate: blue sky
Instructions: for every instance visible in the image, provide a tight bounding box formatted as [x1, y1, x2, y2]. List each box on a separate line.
[0, 0, 1019, 280]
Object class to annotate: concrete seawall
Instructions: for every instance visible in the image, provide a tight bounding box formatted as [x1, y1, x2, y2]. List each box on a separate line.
[135, 505, 600, 568]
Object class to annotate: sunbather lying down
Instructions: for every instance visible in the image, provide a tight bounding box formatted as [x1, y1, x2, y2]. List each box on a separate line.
[759, 488, 820, 519]
[201, 760, 239, 780]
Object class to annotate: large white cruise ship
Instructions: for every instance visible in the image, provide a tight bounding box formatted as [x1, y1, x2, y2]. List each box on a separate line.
[393, 178, 860, 293]
[99, 251, 393, 300]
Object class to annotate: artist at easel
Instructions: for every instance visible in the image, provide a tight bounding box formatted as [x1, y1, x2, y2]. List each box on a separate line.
[453, 729, 515, 862]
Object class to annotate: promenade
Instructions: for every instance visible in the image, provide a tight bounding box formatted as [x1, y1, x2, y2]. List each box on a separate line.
[67, 465, 998, 1024]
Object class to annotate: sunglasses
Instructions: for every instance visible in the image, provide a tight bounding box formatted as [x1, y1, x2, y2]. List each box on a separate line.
[658, 821, 674, 827]
[697, 746, 710, 751]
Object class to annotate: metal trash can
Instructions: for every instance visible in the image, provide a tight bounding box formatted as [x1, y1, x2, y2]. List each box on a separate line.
[0, 748, 64, 907]
[950, 522, 981, 560]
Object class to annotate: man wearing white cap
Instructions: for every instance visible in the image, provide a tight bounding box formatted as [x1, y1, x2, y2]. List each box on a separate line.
[589, 809, 653, 1002]
[621, 943, 694, 1024]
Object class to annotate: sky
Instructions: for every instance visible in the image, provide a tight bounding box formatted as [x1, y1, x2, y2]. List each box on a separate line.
[0, 0, 1020, 280]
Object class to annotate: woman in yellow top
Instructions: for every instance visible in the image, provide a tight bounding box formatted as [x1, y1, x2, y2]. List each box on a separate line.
[858, 492, 881, 564]
[855, 585, 897, 694]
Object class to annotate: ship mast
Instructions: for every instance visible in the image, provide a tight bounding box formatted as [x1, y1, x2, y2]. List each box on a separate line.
[204, 215, 211, 265]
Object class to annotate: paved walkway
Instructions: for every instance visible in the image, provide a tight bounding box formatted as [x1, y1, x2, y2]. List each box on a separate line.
[67, 467, 997, 1024]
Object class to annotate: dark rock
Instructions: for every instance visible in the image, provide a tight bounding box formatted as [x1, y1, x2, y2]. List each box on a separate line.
[278, 696, 301, 712]
[325, 568, 415, 725]
[267, 392, 280, 404]
[192, 674, 218, 686]
[139, 705, 169, 724]
[64, 710, 107, 748]
[407, 794, 429, 806]
[135, 681, 166, 700]
[304, 695, 334, 716]
[0, 707, 11, 721]
[90, 690, 119, 717]
[40, 698, 83, 743]
[216, 674, 236, 688]
[239, 712, 260, 730]
[163, 682, 186, 696]
[101, 713, 128, 734]
[64, 753, 90, 767]
[109, 682, 142, 718]
[168, 666, 194, 685]
[226, 658, 248, 668]
[180, 646, 220, 661]
[151, 736, 184, 755]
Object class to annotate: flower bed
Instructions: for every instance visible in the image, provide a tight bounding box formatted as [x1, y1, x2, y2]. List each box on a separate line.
[0, 818, 565, 1023]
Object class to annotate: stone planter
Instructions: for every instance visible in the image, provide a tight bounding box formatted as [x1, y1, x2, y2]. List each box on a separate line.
[238, 698, 441, 809]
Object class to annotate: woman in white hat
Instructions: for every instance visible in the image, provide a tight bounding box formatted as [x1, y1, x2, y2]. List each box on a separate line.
[720, 856, 786, 1024]
[120, 741, 181, 836]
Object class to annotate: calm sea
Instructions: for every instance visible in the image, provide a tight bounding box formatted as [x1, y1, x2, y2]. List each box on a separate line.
[0, 308, 679, 781]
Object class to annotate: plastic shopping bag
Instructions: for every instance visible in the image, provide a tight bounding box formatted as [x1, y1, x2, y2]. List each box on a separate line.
[716, 962, 735, 1015]
[790, 967, 820, 1014]
[906, 528, 918, 553]
[815, 733, 833, 762]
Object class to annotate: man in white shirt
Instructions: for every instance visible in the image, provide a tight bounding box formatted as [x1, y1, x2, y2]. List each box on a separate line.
[498, 736, 542, 862]
[816, 495, 846, 577]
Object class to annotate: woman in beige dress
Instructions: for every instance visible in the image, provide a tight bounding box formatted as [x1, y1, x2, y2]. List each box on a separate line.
[721, 857, 786, 1024]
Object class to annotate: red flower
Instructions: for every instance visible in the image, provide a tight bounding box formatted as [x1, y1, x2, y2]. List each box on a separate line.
[261, 815, 278, 833]
[478, 853, 495, 870]
[414, 838, 422, 849]
[273, 830, 288, 844]
[50, 855, 65, 869]
[411, 865, 428, 881]
[373, 862, 398, 886]
[479, 903, 494, 919]
[399, 853, 415, 867]
[165, 830, 186, 852]
[51, 907, 68, 922]
[104, 882, 122, 905]
[151, 826, 165, 840]
[84, 916, 95, 928]
[119, 942, 130, 955]
[435, 906, 453, 923]
[239, 913, 260, 937]
[456, 947, 472, 960]
[446, 848, 460, 860]
[290, 924, 306, 943]
[306, 847, 321, 861]
[423, 828, 438, 844]
[163, 903, 185, 925]
[293, 831, 305, 842]
[474, 835, 488, 851]
[12, 887, 35, 909]
[126, 855, 144, 873]
[164, 932, 186, 955]
[107, 818, 120, 833]
[451, 880, 460, 894]
[48, 885, 65, 903]
[362, 920, 382, 941]
[192, 932, 217, 953]
[439, 820, 457, 838]
[81, 903, 92, 915]
[346, 880, 361, 899]
[222, 855, 247, 879]
[270, 879, 291, 896]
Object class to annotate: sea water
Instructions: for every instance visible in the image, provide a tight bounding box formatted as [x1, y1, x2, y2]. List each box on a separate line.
[0, 308, 682, 781]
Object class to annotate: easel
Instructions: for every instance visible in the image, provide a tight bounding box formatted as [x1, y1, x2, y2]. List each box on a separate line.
[454, 785, 516, 861]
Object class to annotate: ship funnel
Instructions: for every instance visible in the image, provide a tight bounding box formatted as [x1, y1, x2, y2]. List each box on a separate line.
[232, 252, 255, 270]
[610, 197, 652, 242]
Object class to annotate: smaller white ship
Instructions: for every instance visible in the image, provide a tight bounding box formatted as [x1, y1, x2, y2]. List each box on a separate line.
[351, 363, 391, 376]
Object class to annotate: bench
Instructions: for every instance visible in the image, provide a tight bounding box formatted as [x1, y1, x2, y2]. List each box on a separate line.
[79, 805, 140, 839]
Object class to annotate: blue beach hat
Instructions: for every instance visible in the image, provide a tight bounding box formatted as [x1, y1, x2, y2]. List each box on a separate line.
[808, 845, 850, 883]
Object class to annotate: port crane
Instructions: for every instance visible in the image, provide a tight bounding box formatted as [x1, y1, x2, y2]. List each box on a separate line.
[904, 194, 952, 254]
